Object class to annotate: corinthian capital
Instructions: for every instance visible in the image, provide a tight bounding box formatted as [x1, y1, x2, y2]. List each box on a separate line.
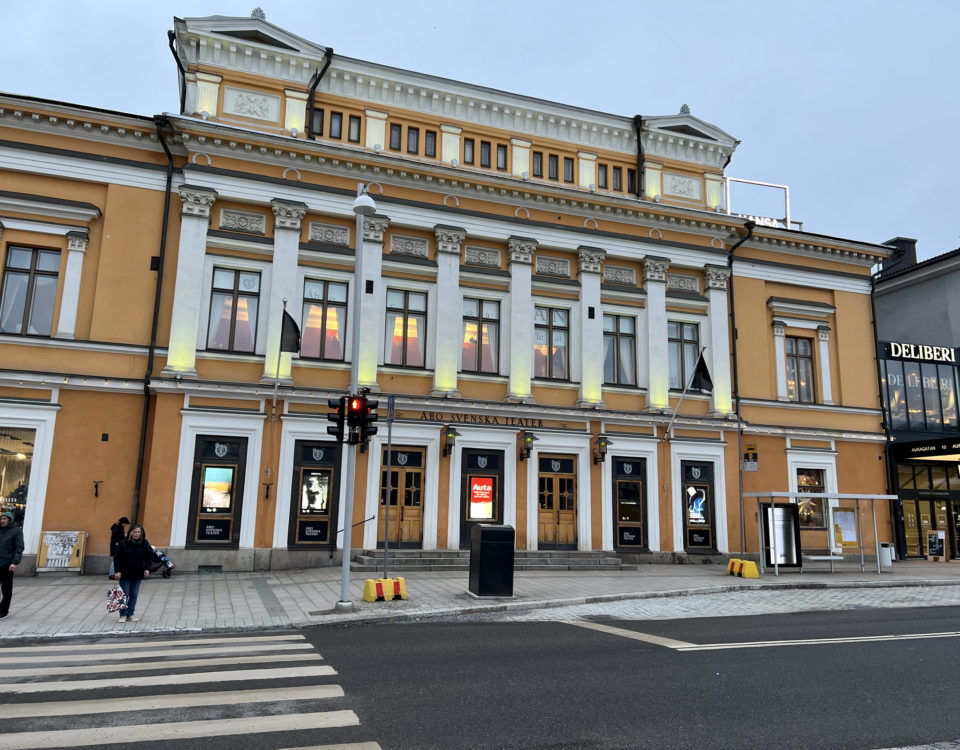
[434, 225, 467, 256]
[508, 236, 537, 265]
[363, 215, 389, 244]
[642, 255, 670, 283]
[271, 199, 308, 231]
[178, 185, 218, 218]
[577, 245, 605, 274]
[705, 265, 731, 291]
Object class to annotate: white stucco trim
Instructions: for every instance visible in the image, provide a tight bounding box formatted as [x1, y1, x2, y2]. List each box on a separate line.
[600, 436, 660, 552]
[524, 430, 592, 550]
[786, 447, 840, 553]
[198, 254, 272, 357]
[670, 440, 728, 553]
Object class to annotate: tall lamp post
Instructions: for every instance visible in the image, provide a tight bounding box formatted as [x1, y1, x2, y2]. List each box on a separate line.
[336, 183, 377, 613]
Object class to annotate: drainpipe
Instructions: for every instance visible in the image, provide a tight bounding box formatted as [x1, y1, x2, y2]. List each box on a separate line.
[632, 115, 644, 198]
[306, 47, 334, 140]
[167, 27, 187, 115]
[727, 220, 755, 556]
[131, 115, 175, 524]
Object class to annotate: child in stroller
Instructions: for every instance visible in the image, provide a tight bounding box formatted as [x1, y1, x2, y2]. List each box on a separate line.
[149, 545, 175, 578]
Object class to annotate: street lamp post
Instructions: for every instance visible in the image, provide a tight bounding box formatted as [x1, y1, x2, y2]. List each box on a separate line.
[336, 183, 376, 613]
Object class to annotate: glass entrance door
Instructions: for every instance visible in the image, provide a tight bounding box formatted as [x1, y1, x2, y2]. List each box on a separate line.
[537, 455, 577, 548]
[378, 447, 425, 548]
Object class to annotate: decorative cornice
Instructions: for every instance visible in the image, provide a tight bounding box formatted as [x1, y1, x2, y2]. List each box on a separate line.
[178, 185, 218, 218]
[577, 245, 605, 274]
[704, 264, 730, 291]
[270, 198, 307, 230]
[642, 256, 670, 283]
[434, 225, 467, 255]
[65, 230, 89, 254]
[508, 236, 537, 265]
[363, 215, 389, 243]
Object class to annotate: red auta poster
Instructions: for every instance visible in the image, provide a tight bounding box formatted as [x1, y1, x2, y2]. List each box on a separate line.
[470, 477, 494, 520]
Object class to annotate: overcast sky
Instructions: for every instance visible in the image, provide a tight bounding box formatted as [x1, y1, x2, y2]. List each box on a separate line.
[2, 1, 957, 260]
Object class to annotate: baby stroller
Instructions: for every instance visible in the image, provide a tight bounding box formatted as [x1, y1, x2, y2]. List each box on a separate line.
[149, 545, 176, 578]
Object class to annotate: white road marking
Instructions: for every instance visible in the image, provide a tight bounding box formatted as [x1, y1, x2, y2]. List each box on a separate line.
[5, 652, 324, 677]
[0, 633, 306, 653]
[3, 684, 344, 719]
[563, 620, 695, 648]
[3, 665, 336, 694]
[0, 710, 360, 749]
[278, 744, 383, 750]
[0, 641, 315, 664]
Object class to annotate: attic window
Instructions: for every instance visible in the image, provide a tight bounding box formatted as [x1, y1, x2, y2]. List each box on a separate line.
[219, 30, 297, 51]
[660, 124, 715, 141]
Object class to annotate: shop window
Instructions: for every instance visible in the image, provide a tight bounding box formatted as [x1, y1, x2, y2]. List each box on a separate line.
[463, 138, 475, 165]
[0, 427, 33, 528]
[796, 467, 826, 528]
[385, 289, 427, 367]
[785, 336, 815, 403]
[0, 246, 60, 337]
[668, 321, 700, 390]
[532, 151, 543, 178]
[603, 314, 636, 386]
[329, 111, 343, 139]
[300, 279, 347, 361]
[882, 360, 908, 430]
[461, 297, 499, 374]
[207, 268, 260, 353]
[347, 115, 361, 143]
[533, 306, 569, 380]
[425, 130, 437, 157]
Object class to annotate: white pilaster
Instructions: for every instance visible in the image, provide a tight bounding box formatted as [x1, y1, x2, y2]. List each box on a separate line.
[262, 199, 307, 383]
[577, 246, 605, 407]
[506, 236, 536, 402]
[357, 215, 388, 389]
[818, 325, 834, 404]
[164, 185, 217, 376]
[705, 265, 733, 415]
[643, 256, 670, 411]
[432, 225, 466, 396]
[773, 320, 788, 400]
[54, 230, 88, 340]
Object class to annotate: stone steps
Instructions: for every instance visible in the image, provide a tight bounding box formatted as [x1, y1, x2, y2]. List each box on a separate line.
[351, 549, 630, 573]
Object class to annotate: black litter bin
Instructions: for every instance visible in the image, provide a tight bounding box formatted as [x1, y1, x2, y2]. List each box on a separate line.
[469, 524, 515, 597]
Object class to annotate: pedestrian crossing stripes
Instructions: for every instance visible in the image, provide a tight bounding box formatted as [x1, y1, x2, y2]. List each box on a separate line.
[0, 633, 381, 750]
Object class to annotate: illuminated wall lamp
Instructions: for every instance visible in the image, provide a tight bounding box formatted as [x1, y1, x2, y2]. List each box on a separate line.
[593, 435, 613, 464]
[442, 426, 460, 457]
[519, 431, 538, 462]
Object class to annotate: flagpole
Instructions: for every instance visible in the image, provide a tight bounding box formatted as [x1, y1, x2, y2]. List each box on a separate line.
[662, 346, 706, 441]
[272, 298, 287, 419]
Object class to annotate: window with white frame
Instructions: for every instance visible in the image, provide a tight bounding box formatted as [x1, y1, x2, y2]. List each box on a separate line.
[385, 289, 427, 367]
[206, 268, 260, 353]
[796, 467, 826, 528]
[462, 298, 500, 374]
[603, 313, 636, 386]
[0, 246, 60, 337]
[668, 321, 699, 390]
[786, 336, 815, 403]
[533, 305, 569, 380]
[300, 279, 347, 360]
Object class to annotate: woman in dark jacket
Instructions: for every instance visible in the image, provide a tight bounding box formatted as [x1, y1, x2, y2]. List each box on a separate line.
[112, 524, 151, 623]
[108, 517, 129, 578]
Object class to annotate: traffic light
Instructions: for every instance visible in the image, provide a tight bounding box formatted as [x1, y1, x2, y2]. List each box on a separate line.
[326, 396, 346, 442]
[361, 395, 379, 445]
[346, 394, 365, 444]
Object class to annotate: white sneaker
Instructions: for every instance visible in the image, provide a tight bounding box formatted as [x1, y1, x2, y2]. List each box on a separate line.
[126, 616, 140, 622]
[117, 616, 127, 623]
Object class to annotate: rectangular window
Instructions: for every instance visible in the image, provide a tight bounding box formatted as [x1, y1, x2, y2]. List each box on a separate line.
[668, 321, 700, 390]
[496, 144, 508, 170]
[407, 127, 420, 154]
[462, 298, 500, 374]
[613, 167, 622, 191]
[603, 314, 636, 385]
[425, 130, 437, 157]
[627, 168, 637, 194]
[548, 154, 559, 180]
[0, 246, 60, 337]
[347, 115, 361, 143]
[563, 157, 574, 183]
[207, 268, 260, 353]
[301, 279, 348, 361]
[532, 151, 543, 178]
[480, 141, 491, 168]
[597, 164, 608, 189]
[785, 336, 815, 403]
[796, 468, 826, 528]
[329, 111, 343, 139]
[389, 123, 402, 151]
[311, 108, 324, 137]
[882, 360, 908, 430]
[533, 306, 569, 380]
[385, 289, 427, 367]
[463, 138, 475, 165]
[940, 364, 958, 428]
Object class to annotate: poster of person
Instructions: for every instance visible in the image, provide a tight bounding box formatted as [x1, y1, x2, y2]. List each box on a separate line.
[202, 466, 234, 512]
[301, 470, 330, 514]
[686, 485, 708, 525]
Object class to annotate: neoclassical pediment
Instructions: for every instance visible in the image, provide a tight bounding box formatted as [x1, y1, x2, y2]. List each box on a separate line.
[644, 112, 739, 151]
[176, 14, 329, 62]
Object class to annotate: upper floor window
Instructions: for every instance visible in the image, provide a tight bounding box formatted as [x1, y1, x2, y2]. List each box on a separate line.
[311, 109, 324, 137]
[668, 321, 700, 390]
[329, 112, 343, 140]
[786, 336, 815, 403]
[881, 359, 958, 431]
[532, 151, 543, 178]
[463, 138, 475, 165]
[389, 123, 402, 151]
[207, 268, 259, 353]
[548, 154, 559, 181]
[0, 246, 60, 337]
[425, 130, 437, 158]
[603, 314, 636, 386]
[534, 306, 569, 380]
[480, 141, 492, 168]
[627, 168, 638, 194]
[597, 164, 608, 189]
[613, 167, 623, 191]
[407, 127, 420, 154]
[301, 279, 347, 361]
[385, 289, 426, 367]
[496, 144, 508, 171]
[462, 298, 500, 374]
[347, 115, 361, 143]
[563, 157, 575, 183]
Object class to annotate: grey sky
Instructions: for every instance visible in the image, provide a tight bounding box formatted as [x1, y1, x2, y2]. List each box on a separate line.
[2, 1, 957, 260]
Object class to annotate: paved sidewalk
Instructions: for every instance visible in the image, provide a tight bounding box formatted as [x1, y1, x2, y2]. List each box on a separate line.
[1, 559, 960, 640]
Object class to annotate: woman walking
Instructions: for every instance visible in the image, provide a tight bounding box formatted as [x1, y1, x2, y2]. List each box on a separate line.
[112, 524, 151, 623]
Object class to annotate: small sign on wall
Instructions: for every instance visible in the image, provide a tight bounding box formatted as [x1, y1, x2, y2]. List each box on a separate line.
[743, 444, 759, 472]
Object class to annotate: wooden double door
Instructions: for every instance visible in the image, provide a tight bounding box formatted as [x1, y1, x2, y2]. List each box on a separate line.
[378, 446, 425, 548]
[537, 455, 577, 549]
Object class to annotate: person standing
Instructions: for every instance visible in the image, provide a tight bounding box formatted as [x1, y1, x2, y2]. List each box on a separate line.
[0, 511, 25, 619]
[112, 524, 151, 623]
[108, 516, 129, 578]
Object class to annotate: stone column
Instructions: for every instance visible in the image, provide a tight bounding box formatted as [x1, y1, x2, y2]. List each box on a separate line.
[261, 199, 307, 383]
[705, 265, 733, 415]
[772, 320, 788, 400]
[54, 230, 88, 339]
[356, 215, 389, 390]
[643, 256, 670, 411]
[432, 225, 466, 396]
[506, 236, 537, 403]
[817, 325, 834, 404]
[163, 185, 217, 377]
[577, 246, 605, 407]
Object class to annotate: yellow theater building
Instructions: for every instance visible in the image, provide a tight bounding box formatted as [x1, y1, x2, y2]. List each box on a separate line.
[0, 12, 892, 574]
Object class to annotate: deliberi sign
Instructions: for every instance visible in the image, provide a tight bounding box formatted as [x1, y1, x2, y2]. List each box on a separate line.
[883, 342, 958, 364]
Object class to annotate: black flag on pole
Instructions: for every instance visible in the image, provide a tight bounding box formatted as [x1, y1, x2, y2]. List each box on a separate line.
[689, 352, 713, 393]
[280, 309, 301, 353]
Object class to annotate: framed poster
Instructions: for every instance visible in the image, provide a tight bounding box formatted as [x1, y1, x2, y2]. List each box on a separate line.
[202, 466, 235, 513]
[469, 476, 495, 520]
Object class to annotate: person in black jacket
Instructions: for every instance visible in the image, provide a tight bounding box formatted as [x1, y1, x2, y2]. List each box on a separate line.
[112, 524, 151, 623]
[108, 516, 129, 578]
[0, 511, 25, 619]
